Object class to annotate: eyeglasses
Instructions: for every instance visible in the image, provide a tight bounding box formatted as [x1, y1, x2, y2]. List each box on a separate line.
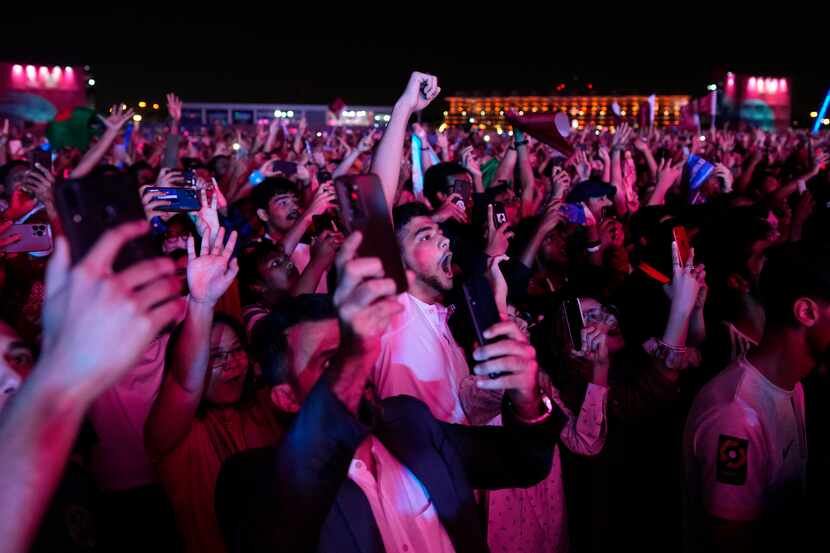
[210, 346, 247, 372]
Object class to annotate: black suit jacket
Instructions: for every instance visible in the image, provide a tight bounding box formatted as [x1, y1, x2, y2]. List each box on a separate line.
[216, 379, 564, 553]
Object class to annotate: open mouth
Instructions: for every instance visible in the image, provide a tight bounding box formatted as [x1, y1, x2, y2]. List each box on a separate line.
[440, 253, 453, 278]
[287, 210, 301, 221]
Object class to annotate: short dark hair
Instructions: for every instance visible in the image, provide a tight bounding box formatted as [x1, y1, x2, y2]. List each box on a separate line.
[392, 201, 432, 234]
[255, 294, 337, 388]
[759, 242, 830, 327]
[250, 177, 297, 211]
[423, 162, 470, 207]
[239, 241, 284, 297]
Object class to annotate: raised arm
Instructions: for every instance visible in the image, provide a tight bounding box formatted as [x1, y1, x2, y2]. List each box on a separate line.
[144, 228, 239, 457]
[69, 105, 134, 178]
[333, 132, 375, 179]
[371, 71, 440, 212]
[0, 222, 184, 553]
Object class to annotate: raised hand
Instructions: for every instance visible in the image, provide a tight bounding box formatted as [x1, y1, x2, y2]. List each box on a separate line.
[186, 227, 239, 306]
[356, 132, 376, 153]
[570, 322, 610, 385]
[166, 93, 183, 123]
[485, 204, 514, 257]
[656, 157, 684, 189]
[41, 221, 185, 392]
[612, 122, 633, 150]
[411, 123, 428, 142]
[306, 182, 337, 217]
[432, 193, 469, 224]
[194, 186, 220, 242]
[573, 150, 591, 182]
[461, 146, 482, 179]
[138, 185, 171, 221]
[21, 163, 55, 210]
[471, 320, 541, 416]
[664, 242, 705, 316]
[310, 230, 343, 269]
[156, 167, 183, 188]
[551, 167, 572, 199]
[97, 105, 135, 132]
[397, 71, 441, 113]
[484, 255, 510, 317]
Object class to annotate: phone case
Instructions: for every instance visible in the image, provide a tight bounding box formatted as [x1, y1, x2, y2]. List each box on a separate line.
[55, 175, 159, 271]
[334, 175, 408, 293]
[562, 298, 584, 351]
[0, 224, 52, 253]
[461, 276, 503, 346]
[672, 226, 690, 266]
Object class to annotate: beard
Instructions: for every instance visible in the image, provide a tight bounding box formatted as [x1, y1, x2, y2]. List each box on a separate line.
[420, 272, 453, 294]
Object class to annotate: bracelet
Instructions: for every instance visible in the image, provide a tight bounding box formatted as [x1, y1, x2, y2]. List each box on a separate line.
[512, 392, 553, 424]
[248, 170, 266, 186]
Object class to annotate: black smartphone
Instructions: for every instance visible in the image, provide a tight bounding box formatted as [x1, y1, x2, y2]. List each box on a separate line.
[0, 223, 52, 253]
[181, 169, 197, 187]
[142, 187, 200, 212]
[54, 174, 159, 271]
[334, 174, 408, 293]
[31, 149, 52, 172]
[492, 202, 508, 228]
[451, 178, 471, 210]
[561, 298, 585, 351]
[271, 160, 298, 176]
[461, 275, 503, 347]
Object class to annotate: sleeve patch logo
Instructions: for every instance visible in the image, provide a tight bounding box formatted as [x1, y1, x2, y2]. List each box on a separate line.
[717, 434, 748, 485]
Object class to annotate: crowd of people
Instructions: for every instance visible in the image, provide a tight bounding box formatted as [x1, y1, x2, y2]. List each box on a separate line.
[0, 70, 829, 553]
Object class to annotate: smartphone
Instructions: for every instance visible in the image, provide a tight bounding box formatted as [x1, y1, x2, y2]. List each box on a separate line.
[0, 223, 52, 253]
[334, 174, 408, 293]
[31, 148, 52, 172]
[560, 203, 586, 225]
[562, 298, 585, 351]
[317, 170, 333, 184]
[142, 187, 200, 212]
[461, 275, 503, 346]
[181, 169, 197, 187]
[271, 160, 298, 177]
[54, 174, 159, 271]
[672, 226, 690, 267]
[452, 178, 471, 210]
[492, 202, 508, 228]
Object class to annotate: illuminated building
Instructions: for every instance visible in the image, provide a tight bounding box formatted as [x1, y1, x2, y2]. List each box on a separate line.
[444, 94, 690, 130]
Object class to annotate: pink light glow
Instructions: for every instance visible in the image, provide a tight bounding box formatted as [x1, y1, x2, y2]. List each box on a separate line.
[780, 79, 787, 92]
[748, 77, 756, 90]
[767, 79, 777, 94]
[25, 65, 35, 79]
[12, 64, 22, 75]
[757, 78, 765, 94]
[52, 66, 62, 79]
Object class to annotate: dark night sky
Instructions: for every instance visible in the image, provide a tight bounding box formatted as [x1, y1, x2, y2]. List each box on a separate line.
[1, 13, 826, 124]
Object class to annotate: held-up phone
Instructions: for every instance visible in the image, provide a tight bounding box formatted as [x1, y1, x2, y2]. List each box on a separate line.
[560, 203, 586, 225]
[451, 178, 472, 210]
[31, 148, 52, 172]
[562, 298, 585, 351]
[672, 226, 690, 267]
[142, 187, 200, 212]
[492, 202, 508, 228]
[334, 174, 408, 293]
[318, 170, 333, 184]
[54, 174, 158, 271]
[181, 169, 197, 187]
[461, 275, 504, 346]
[0, 223, 52, 253]
[271, 160, 298, 177]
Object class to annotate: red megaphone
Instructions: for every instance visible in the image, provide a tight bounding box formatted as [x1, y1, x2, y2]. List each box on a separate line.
[504, 111, 575, 157]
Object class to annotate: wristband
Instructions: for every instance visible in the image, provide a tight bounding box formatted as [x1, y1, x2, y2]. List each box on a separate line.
[511, 391, 553, 424]
[248, 170, 266, 186]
